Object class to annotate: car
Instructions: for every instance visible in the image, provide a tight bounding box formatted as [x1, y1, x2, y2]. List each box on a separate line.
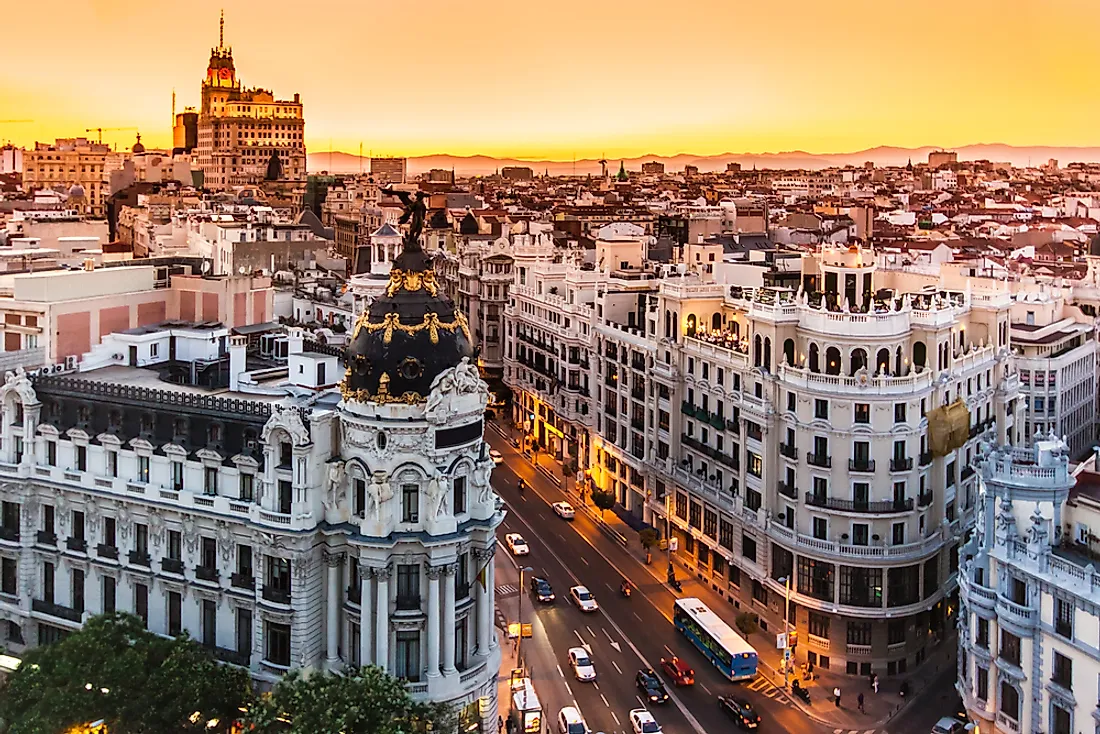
[628, 708, 661, 734]
[569, 585, 599, 612]
[659, 656, 695, 685]
[718, 695, 760, 730]
[568, 647, 596, 681]
[931, 718, 969, 734]
[552, 501, 575, 519]
[490, 449, 504, 465]
[634, 668, 670, 704]
[530, 576, 555, 602]
[557, 706, 589, 734]
[505, 533, 530, 555]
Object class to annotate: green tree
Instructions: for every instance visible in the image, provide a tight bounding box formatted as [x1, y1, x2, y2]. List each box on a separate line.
[590, 489, 616, 519]
[0, 612, 252, 734]
[243, 666, 454, 734]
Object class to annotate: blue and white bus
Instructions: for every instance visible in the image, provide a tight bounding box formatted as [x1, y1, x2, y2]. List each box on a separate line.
[673, 597, 758, 681]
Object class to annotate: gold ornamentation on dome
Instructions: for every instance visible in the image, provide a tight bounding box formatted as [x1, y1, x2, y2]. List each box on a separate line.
[352, 311, 471, 346]
[385, 268, 439, 297]
[377, 372, 391, 398]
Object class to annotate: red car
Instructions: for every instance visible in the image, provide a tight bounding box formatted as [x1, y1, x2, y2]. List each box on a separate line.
[660, 656, 695, 686]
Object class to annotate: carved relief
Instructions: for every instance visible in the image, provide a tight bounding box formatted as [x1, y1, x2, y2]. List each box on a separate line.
[85, 498, 101, 534]
[148, 509, 164, 549]
[55, 493, 69, 529]
[428, 474, 448, 518]
[116, 503, 132, 539]
[424, 357, 490, 423]
[216, 521, 234, 562]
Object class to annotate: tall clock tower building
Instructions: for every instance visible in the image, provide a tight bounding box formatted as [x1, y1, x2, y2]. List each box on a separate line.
[195, 12, 306, 190]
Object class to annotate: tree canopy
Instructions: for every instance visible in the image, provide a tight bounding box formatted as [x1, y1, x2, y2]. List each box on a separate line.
[242, 666, 454, 734]
[0, 612, 251, 734]
[590, 489, 616, 518]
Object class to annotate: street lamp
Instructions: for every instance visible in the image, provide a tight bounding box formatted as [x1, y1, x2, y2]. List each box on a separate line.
[517, 565, 534, 671]
[778, 576, 792, 689]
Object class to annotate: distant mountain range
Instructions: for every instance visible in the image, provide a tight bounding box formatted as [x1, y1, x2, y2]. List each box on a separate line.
[306, 144, 1100, 177]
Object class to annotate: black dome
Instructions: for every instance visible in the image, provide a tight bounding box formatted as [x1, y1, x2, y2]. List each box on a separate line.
[342, 247, 474, 404]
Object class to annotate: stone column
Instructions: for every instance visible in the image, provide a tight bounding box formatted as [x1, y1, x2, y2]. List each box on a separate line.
[374, 565, 390, 670]
[359, 564, 373, 667]
[475, 548, 491, 655]
[426, 564, 443, 678]
[442, 563, 457, 675]
[324, 551, 342, 666]
[486, 550, 498, 651]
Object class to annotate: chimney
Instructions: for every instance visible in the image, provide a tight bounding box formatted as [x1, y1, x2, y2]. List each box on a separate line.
[229, 335, 247, 392]
[287, 326, 305, 356]
[83, 258, 95, 271]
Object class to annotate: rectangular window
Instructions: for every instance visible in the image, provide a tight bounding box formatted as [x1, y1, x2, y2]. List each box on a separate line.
[0, 557, 15, 595]
[236, 608, 252, 656]
[106, 450, 117, 477]
[453, 477, 467, 514]
[887, 619, 905, 645]
[1054, 597, 1073, 639]
[814, 399, 829, 420]
[839, 566, 882, 607]
[797, 557, 835, 601]
[976, 617, 989, 647]
[265, 621, 291, 666]
[395, 630, 421, 681]
[854, 403, 869, 424]
[42, 561, 54, 603]
[103, 517, 116, 548]
[202, 599, 216, 647]
[894, 403, 906, 423]
[975, 666, 988, 702]
[46, 441, 56, 466]
[204, 466, 218, 495]
[402, 484, 419, 523]
[278, 480, 292, 513]
[76, 445, 87, 472]
[718, 520, 733, 550]
[70, 569, 84, 614]
[852, 523, 869, 546]
[1051, 651, 1072, 689]
[1000, 681, 1019, 720]
[167, 591, 182, 636]
[137, 455, 150, 483]
[808, 611, 830, 639]
[135, 582, 148, 626]
[846, 621, 871, 645]
[171, 461, 184, 491]
[135, 523, 148, 555]
[812, 517, 827, 540]
[742, 534, 757, 563]
[237, 544, 253, 577]
[1000, 630, 1021, 666]
[167, 530, 182, 561]
[103, 576, 115, 614]
[397, 564, 420, 608]
[892, 522, 905, 545]
[239, 473, 254, 501]
[201, 537, 217, 570]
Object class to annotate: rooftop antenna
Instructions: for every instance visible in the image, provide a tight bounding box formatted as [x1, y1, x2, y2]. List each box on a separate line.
[171, 89, 175, 122]
[219, 9, 225, 49]
[359, 142, 363, 175]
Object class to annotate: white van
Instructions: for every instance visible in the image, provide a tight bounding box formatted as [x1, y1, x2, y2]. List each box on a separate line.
[558, 706, 589, 734]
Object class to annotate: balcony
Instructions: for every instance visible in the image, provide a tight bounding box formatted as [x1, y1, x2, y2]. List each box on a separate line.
[65, 537, 87, 553]
[96, 543, 118, 560]
[778, 481, 797, 499]
[35, 530, 57, 546]
[0, 526, 18, 542]
[128, 550, 151, 567]
[196, 566, 220, 583]
[890, 457, 913, 472]
[32, 599, 82, 623]
[849, 459, 876, 473]
[746, 426, 763, 442]
[262, 586, 291, 604]
[208, 645, 251, 667]
[918, 491, 934, 508]
[919, 451, 933, 467]
[996, 594, 1037, 631]
[807, 452, 831, 469]
[804, 492, 914, 514]
[231, 572, 255, 590]
[395, 595, 422, 611]
[161, 558, 185, 575]
[779, 443, 797, 460]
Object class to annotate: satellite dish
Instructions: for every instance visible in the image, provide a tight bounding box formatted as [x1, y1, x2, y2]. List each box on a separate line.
[238, 266, 247, 275]
[201, 260, 211, 275]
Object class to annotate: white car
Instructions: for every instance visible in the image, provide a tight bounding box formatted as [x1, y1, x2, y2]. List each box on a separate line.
[569, 585, 599, 612]
[552, 501, 575, 519]
[629, 708, 661, 734]
[931, 718, 970, 734]
[505, 533, 530, 556]
[490, 449, 503, 465]
[558, 706, 589, 734]
[568, 646, 596, 681]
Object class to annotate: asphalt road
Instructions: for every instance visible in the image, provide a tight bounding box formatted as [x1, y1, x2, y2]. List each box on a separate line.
[489, 431, 832, 734]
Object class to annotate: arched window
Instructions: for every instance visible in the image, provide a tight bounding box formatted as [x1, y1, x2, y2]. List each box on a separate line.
[763, 337, 772, 371]
[711, 313, 722, 332]
[685, 313, 696, 338]
[664, 310, 671, 339]
[809, 343, 820, 372]
[876, 348, 890, 375]
[783, 338, 796, 366]
[729, 321, 741, 339]
[753, 335, 763, 367]
[895, 346, 903, 375]
[913, 341, 927, 370]
[850, 348, 867, 376]
[826, 346, 841, 376]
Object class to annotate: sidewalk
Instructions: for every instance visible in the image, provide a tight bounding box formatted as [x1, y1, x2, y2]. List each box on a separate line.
[493, 552, 574, 734]
[488, 419, 957, 730]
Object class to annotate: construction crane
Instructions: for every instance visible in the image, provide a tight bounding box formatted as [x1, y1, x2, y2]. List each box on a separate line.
[0, 120, 33, 124]
[85, 127, 137, 144]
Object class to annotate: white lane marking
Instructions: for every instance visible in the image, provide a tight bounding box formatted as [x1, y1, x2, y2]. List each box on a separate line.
[520, 494, 527, 502]
[580, 555, 589, 565]
[747, 678, 768, 691]
[574, 629, 586, 645]
[557, 664, 565, 679]
[586, 625, 595, 638]
[498, 493, 709, 734]
[700, 683, 712, 695]
[634, 612, 643, 622]
[636, 695, 647, 707]
[563, 681, 573, 697]
[664, 645, 675, 656]
[593, 682, 599, 691]
[602, 627, 622, 652]
[600, 693, 611, 708]
[610, 712, 620, 727]
[612, 660, 623, 675]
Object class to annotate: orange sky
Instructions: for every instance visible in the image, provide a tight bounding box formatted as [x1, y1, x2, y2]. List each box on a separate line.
[3, 0, 1100, 159]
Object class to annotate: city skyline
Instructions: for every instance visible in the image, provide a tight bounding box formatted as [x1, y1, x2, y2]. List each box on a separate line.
[3, 0, 1099, 159]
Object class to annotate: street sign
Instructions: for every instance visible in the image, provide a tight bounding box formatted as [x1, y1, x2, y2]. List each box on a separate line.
[784, 647, 792, 662]
[776, 633, 787, 650]
[669, 537, 679, 552]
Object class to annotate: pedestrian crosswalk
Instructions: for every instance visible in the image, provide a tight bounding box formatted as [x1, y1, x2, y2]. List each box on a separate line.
[495, 583, 519, 596]
[833, 730, 883, 734]
[744, 675, 791, 705]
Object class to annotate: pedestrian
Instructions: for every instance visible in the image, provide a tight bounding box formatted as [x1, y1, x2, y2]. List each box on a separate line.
[506, 718, 514, 734]
[857, 692, 865, 713]
[873, 673, 879, 694]
[497, 716, 504, 734]
[834, 686, 841, 707]
[807, 660, 815, 681]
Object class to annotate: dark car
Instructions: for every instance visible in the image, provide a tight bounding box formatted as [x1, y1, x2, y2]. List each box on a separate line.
[635, 668, 670, 704]
[530, 577, 555, 603]
[719, 695, 759, 730]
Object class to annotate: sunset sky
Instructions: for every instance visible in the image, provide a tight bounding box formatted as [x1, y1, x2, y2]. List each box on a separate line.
[3, 0, 1099, 159]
